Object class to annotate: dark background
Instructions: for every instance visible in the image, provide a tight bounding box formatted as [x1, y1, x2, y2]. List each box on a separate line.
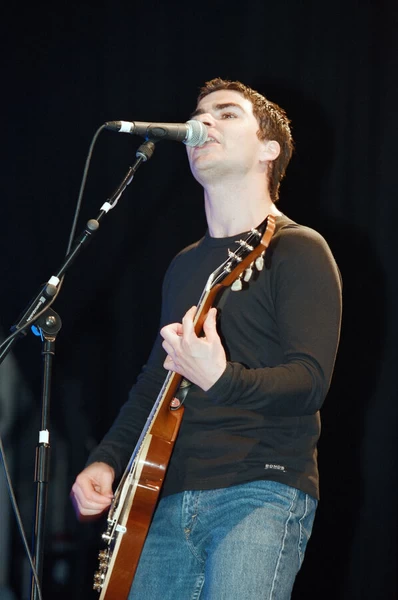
[0, 1, 397, 599]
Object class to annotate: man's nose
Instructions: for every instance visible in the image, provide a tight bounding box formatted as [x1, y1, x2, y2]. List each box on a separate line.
[195, 112, 216, 128]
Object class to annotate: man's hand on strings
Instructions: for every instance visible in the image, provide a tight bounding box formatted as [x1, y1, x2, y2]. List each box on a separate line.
[160, 306, 226, 391]
[70, 462, 115, 521]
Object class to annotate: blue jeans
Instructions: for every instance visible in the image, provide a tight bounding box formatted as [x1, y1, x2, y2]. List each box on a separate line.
[128, 480, 317, 600]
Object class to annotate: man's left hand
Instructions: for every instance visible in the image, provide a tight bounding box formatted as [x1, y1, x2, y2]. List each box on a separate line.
[160, 306, 226, 391]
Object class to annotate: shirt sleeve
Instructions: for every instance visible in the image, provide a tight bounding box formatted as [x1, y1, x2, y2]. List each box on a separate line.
[205, 225, 343, 417]
[85, 258, 180, 478]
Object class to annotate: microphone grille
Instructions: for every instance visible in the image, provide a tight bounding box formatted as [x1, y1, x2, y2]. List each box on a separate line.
[184, 120, 208, 147]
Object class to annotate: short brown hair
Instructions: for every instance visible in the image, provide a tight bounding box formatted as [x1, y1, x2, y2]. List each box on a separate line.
[197, 78, 294, 202]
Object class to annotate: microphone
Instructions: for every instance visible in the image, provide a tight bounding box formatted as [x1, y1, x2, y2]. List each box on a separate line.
[104, 119, 208, 147]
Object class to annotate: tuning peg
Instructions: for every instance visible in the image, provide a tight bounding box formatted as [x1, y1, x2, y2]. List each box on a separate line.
[236, 239, 254, 251]
[243, 264, 254, 282]
[255, 252, 265, 271]
[251, 227, 261, 238]
[231, 276, 243, 291]
[228, 248, 242, 262]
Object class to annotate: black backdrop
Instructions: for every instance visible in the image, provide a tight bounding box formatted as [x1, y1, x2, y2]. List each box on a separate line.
[0, 1, 397, 598]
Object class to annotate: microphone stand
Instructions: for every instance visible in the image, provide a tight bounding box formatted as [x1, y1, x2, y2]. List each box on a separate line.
[30, 307, 62, 600]
[0, 140, 156, 600]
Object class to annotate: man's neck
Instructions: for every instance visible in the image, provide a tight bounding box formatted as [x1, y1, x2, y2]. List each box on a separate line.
[203, 178, 281, 238]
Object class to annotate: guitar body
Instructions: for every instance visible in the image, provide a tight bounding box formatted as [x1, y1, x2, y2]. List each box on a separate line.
[97, 400, 184, 600]
[93, 215, 276, 599]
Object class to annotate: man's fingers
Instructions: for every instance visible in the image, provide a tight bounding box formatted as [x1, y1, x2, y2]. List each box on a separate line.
[181, 306, 197, 340]
[162, 339, 173, 356]
[163, 354, 174, 370]
[71, 481, 112, 508]
[160, 322, 183, 341]
[202, 308, 218, 340]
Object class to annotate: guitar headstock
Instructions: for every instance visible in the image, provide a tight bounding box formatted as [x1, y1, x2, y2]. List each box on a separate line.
[207, 214, 276, 292]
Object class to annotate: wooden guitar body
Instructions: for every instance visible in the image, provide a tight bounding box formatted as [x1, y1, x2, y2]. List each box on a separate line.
[96, 376, 184, 599]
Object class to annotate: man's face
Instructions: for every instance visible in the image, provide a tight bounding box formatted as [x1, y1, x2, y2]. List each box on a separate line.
[186, 89, 265, 185]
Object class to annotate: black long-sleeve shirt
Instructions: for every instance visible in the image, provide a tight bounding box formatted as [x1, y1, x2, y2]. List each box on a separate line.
[88, 214, 342, 500]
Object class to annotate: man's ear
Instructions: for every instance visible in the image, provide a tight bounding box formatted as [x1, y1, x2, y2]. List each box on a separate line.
[260, 140, 280, 162]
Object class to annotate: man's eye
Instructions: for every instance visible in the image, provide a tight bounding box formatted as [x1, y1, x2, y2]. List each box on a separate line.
[221, 112, 237, 119]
